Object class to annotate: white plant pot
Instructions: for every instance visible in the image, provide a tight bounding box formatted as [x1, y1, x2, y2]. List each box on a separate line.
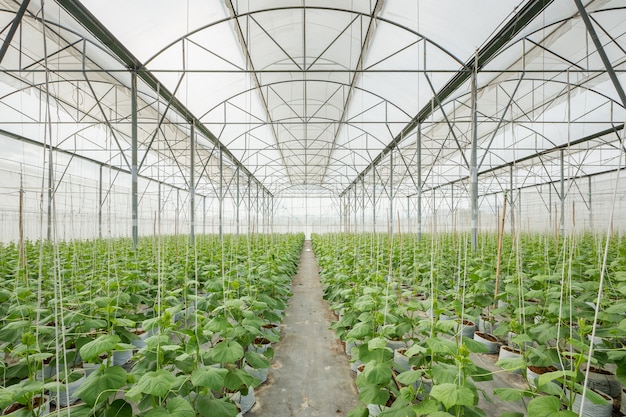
[473, 332, 499, 354]
[229, 387, 255, 415]
[350, 359, 364, 373]
[456, 320, 475, 338]
[367, 403, 388, 416]
[386, 339, 406, 351]
[113, 349, 133, 366]
[498, 346, 523, 374]
[245, 364, 269, 385]
[393, 348, 410, 373]
[526, 365, 557, 389]
[581, 366, 623, 398]
[566, 388, 613, 417]
[50, 371, 86, 407]
[620, 388, 626, 415]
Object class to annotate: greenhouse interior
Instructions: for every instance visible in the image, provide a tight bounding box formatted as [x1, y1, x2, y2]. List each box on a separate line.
[2, 0, 626, 416]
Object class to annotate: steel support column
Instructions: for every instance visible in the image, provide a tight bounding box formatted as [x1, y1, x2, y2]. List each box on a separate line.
[98, 164, 103, 239]
[389, 149, 394, 238]
[236, 167, 240, 236]
[190, 122, 196, 245]
[372, 169, 377, 234]
[203, 195, 206, 235]
[588, 176, 593, 231]
[131, 70, 138, 249]
[560, 149, 565, 236]
[417, 125, 422, 241]
[247, 176, 251, 235]
[219, 149, 223, 241]
[362, 176, 366, 232]
[470, 56, 479, 250]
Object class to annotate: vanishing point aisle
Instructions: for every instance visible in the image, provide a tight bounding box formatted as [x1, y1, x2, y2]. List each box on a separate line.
[247, 240, 359, 416]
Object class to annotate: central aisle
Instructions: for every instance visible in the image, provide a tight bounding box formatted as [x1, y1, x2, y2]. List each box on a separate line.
[247, 240, 359, 416]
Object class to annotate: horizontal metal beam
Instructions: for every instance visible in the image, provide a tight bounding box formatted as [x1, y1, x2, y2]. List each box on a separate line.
[340, 0, 554, 197]
[55, 0, 272, 197]
[407, 123, 624, 196]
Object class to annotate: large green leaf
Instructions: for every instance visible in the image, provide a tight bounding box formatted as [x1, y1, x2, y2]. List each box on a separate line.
[106, 399, 133, 417]
[79, 334, 121, 362]
[209, 341, 244, 363]
[75, 365, 127, 406]
[135, 369, 177, 397]
[364, 361, 393, 385]
[527, 395, 564, 417]
[429, 383, 475, 410]
[195, 396, 238, 417]
[191, 366, 228, 390]
[396, 369, 424, 385]
[379, 405, 416, 417]
[145, 397, 195, 417]
[224, 367, 257, 391]
[493, 388, 530, 402]
[358, 384, 390, 405]
[245, 351, 270, 369]
[347, 407, 369, 417]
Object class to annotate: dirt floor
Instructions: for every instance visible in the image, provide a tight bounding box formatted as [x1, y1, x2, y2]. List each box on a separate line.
[247, 240, 360, 417]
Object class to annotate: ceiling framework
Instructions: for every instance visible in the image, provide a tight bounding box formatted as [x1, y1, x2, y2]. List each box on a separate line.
[0, 0, 625, 212]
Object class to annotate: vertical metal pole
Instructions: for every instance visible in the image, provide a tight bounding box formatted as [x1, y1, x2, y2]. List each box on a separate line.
[189, 122, 195, 246]
[236, 167, 240, 236]
[510, 166, 514, 235]
[362, 176, 366, 232]
[203, 195, 206, 235]
[256, 182, 260, 235]
[158, 182, 161, 235]
[176, 188, 180, 236]
[372, 169, 377, 234]
[406, 196, 410, 234]
[339, 195, 343, 233]
[470, 53, 479, 250]
[98, 164, 103, 239]
[353, 185, 357, 234]
[417, 125, 422, 241]
[587, 176, 593, 232]
[47, 143, 53, 241]
[219, 149, 223, 241]
[131, 70, 138, 249]
[247, 176, 251, 235]
[560, 149, 565, 236]
[389, 149, 394, 239]
[548, 182, 552, 231]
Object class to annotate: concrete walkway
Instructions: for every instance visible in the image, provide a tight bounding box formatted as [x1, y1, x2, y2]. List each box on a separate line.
[247, 240, 359, 417]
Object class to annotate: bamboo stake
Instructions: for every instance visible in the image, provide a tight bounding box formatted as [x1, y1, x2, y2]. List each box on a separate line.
[494, 192, 507, 303]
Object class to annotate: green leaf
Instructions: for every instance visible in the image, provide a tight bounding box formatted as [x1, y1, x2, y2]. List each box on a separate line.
[493, 388, 530, 402]
[79, 334, 121, 361]
[461, 336, 488, 353]
[209, 341, 244, 363]
[106, 399, 133, 417]
[244, 351, 270, 369]
[224, 368, 257, 391]
[358, 384, 390, 405]
[426, 337, 457, 356]
[145, 410, 170, 417]
[537, 370, 575, 388]
[379, 405, 416, 417]
[404, 344, 426, 357]
[347, 407, 369, 417]
[430, 383, 475, 410]
[527, 395, 561, 417]
[166, 397, 195, 417]
[346, 321, 372, 339]
[499, 413, 524, 417]
[412, 398, 439, 415]
[195, 396, 238, 417]
[75, 365, 127, 406]
[191, 366, 228, 390]
[364, 361, 393, 385]
[135, 369, 177, 397]
[396, 369, 424, 385]
[368, 337, 388, 350]
[495, 357, 525, 372]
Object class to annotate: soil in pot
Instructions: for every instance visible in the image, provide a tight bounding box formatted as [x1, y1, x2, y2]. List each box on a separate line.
[526, 365, 557, 388]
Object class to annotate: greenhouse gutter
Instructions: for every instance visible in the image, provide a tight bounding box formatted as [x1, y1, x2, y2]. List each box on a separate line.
[340, 0, 554, 197]
[55, 0, 272, 198]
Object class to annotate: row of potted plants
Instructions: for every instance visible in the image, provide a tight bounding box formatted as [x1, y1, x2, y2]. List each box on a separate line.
[313, 232, 626, 417]
[0, 233, 304, 416]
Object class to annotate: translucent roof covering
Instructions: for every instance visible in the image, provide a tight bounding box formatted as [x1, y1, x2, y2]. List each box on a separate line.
[1, 0, 626, 204]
